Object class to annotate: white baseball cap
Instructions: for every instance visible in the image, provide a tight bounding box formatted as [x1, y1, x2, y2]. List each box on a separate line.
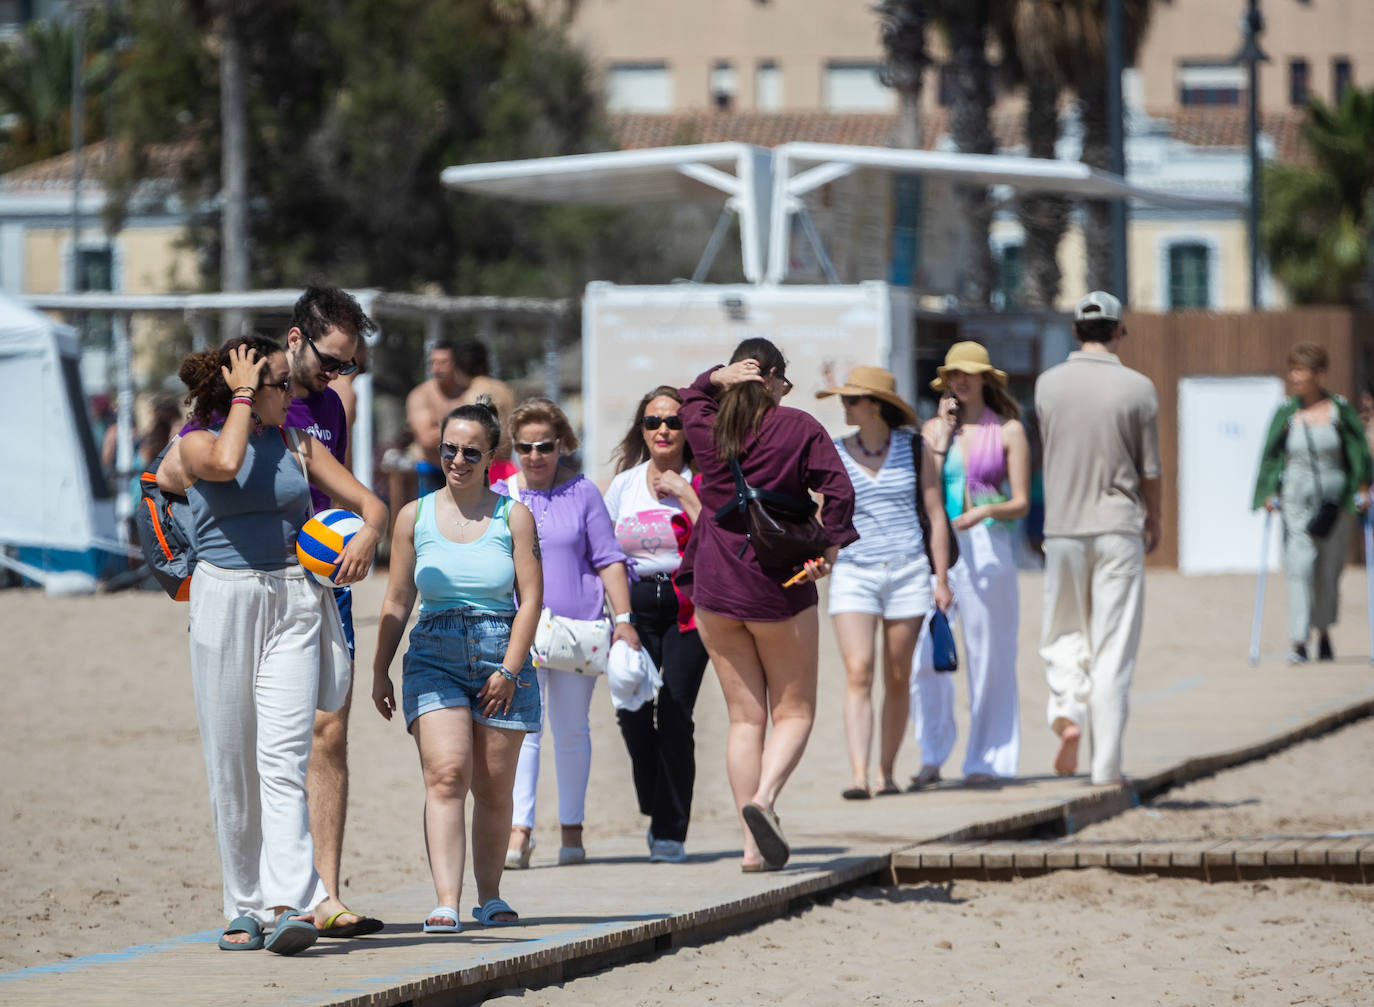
[1075, 290, 1123, 322]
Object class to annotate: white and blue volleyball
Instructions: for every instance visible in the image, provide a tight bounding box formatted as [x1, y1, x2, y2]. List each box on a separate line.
[296, 509, 365, 585]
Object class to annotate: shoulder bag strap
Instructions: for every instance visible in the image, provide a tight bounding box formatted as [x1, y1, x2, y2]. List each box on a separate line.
[1300, 413, 1335, 507]
[283, 427, 309, 484]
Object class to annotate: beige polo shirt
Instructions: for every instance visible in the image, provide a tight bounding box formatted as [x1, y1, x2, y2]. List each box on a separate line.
[1034, 350, 1161, 538]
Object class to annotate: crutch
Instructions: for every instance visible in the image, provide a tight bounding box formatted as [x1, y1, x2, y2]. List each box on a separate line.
[1364, 510, 1374, 663]
[1249, 509, 1274, 666]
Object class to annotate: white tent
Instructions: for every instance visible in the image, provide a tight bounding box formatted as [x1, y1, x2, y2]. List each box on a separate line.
[0, 294, 117, 574]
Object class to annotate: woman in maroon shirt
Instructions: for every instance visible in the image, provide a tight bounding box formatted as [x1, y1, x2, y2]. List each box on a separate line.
[679, 338, 858, 871]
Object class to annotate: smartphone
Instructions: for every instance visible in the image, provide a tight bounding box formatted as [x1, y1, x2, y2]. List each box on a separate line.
[944, 393, 960, 418]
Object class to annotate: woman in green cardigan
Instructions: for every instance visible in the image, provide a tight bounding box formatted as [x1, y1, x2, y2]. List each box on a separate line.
[1253, 342, 1373, 663]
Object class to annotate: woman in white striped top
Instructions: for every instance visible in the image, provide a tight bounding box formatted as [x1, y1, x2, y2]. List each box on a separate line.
[816, 367, 954, 799]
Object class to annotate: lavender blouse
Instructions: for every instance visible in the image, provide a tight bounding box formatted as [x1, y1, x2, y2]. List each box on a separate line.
[496, 473, 627, 620]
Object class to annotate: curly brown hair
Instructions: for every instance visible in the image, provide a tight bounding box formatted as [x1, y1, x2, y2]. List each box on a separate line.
[178, 334, 284, 426]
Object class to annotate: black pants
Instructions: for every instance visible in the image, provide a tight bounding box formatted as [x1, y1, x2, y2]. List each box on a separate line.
[617, 576, 710, 843]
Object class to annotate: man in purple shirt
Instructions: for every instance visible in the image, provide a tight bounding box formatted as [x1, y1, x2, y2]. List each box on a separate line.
[164, 284, 381, 937]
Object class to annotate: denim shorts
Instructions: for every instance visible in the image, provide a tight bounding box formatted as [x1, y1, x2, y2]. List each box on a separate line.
[402, 605, 541, 732]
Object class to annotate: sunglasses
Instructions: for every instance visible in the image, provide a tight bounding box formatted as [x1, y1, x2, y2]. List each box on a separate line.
[303, 329, 359, 377]
[642, 415, 683, 431]
[515, 440, 558, 456]
[770, 370, 793, 396]
[840, 395, 864, 406]
[262, 375, 291, 393]
[439, 442, 488, 465]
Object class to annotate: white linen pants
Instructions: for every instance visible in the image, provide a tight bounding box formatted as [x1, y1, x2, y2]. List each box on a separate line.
[910, 522, 1020, 778]
[189, 562, 328, 926]
[512, 667, 598, 828]
[1040, 534, 1145, 785]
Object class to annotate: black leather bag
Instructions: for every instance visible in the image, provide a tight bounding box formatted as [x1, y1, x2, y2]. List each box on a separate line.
[1300, 419, 1343, 539]
[715, 457, 830, 575]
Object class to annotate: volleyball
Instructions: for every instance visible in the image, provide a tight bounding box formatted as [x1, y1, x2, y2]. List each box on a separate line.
[296, 509, 366, 586]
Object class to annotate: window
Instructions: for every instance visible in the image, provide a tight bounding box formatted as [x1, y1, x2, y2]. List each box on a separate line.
[605, 63, 672, 112]
[1168, 243, 1211, 309]
[755, 60, 781, 111]
[1289, 58, 1309, 107]
[75, 245, 114, 351]
[996, 244, 1023, 310]
[822, 62, 893, 112]
[1333, 58, 1352, 102]
[710, 60, 737, 111]
[1176, 61, 1245, 107]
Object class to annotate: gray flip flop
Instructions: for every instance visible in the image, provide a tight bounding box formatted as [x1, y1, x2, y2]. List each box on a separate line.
[264, 908, 318, 956]
[218, 915, 264, 951]
[741, 802, 790, 868]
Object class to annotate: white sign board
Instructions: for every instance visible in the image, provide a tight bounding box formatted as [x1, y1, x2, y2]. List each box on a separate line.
[582, 282, 914, 486]
[1178, 375, 1286, 575]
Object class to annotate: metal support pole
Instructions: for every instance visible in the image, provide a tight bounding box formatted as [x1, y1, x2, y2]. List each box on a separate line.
[353, 292, 378, 490]
[69, 3, 86, 294]
[113, 312, 135, 539]
[1244, 0, 1265, 309]
[796, 206, 841, 285]
[423, 314, 443, 359]
[543, 317, 560, 403]
[186, 309, 211, 351]
[692, 205, 736, 284]
[1107, 0, 1129, 303]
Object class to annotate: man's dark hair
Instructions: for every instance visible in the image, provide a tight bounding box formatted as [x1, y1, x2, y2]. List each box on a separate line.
[434, 338, 490, 378]
[1074, 318, 1119, 345]
[291, 284, 377, 344]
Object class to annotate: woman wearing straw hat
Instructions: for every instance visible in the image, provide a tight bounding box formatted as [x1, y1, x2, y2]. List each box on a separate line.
[816, 367, 955, 800]
[912, 342, 1029, 788]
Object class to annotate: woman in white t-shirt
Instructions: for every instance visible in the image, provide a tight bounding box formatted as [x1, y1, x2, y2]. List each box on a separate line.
[602, 385, 709, 864]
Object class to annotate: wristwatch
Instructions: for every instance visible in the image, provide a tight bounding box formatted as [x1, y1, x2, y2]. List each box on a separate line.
[613, 612, 632, 625]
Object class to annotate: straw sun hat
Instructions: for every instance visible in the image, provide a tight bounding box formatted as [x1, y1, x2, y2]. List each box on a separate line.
[816, 365, 918, 427]
[930, 341, 1008, 393]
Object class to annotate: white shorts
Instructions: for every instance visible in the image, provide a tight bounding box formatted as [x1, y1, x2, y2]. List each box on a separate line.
[827, 553, 932, 620]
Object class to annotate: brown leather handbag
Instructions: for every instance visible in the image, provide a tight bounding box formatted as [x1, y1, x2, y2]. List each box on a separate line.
[715, 457, 831, 575]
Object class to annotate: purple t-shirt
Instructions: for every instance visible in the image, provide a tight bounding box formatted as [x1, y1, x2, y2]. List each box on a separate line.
[179, 387, 348, 514]
[495, 474, 626, 620]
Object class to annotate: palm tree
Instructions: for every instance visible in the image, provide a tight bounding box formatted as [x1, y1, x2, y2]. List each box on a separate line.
[1262, 87, 1374, 305]
[876, 0, 931, 150]
[1063, 0, 1155, 293]
[933, 0, 996, 306]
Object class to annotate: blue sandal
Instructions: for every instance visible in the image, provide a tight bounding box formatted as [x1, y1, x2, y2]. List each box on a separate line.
[264, 908, 318, 956]
[471, 897, 519, 926]
[423, 905, 462, 934]
[217, 915, 264, 951]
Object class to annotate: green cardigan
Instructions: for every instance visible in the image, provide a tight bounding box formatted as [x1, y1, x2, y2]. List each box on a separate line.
[1252, 393, 1374, 511]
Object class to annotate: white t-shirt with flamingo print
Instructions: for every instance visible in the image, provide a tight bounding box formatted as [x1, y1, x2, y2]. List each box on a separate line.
[602, 460, 690, 578]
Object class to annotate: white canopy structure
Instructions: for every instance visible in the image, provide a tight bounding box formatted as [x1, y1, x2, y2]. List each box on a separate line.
[441, 141, 1246, 284]
[0, 294, 116, 579]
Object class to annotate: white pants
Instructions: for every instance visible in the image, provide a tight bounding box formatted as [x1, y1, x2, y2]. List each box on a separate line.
[910, 522, 1020, 778]
[512, 667, 598, 828]
[1040, 534, 1145, 785]
[189, 562, 328, 926]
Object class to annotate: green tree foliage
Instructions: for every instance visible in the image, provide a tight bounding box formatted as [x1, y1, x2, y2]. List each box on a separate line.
[1262, 87, 1374, 305]
[111, 0, 682, 298]
[0, 13, 120, 172]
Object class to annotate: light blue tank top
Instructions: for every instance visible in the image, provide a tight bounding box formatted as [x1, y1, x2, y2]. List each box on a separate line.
[413, 491, 517, 614]
[188, 427, 311, 570]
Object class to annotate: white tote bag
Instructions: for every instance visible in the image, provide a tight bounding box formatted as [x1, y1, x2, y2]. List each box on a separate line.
[532, 608, 612, 675]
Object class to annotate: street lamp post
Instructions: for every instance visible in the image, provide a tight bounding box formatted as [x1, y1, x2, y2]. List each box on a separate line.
[1235, 0, 1267, 310]
[1107, 0, 1129, 304]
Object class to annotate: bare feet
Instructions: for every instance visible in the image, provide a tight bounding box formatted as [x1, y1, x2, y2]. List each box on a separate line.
[1053, 722, 1081, 776]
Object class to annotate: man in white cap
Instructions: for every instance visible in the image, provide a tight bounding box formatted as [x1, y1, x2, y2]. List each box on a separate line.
[1033, 291, 1161, 785]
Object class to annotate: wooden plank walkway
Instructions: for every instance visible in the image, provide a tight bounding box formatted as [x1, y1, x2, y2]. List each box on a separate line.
[891, 833, 1374, 884]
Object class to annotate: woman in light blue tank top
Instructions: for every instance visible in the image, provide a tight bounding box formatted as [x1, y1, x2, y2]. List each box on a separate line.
[371, 399, 544, 934]
[172, 336, 387, 954]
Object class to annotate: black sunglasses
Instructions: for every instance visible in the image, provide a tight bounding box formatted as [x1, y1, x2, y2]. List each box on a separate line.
[515, 440, 558, 456]
[772, 370, 793, 395]
[303, 329, 358, 376]
[439, 442, 487, 465]
[261, 375, 291, 393]
[840, 395, 864, 406]
[642, 415, 683, 431]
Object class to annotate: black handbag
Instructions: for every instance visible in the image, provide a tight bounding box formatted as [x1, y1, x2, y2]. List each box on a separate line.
[1300, 419, 1343, 539]
[715, 457, 831, 575]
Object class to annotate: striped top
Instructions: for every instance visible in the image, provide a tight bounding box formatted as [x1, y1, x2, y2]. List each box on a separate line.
[834, 432, 924, 565]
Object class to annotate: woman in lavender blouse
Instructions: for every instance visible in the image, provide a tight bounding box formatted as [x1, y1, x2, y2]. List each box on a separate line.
[499, 398, 641, 869]
[679, 338, 858, 872]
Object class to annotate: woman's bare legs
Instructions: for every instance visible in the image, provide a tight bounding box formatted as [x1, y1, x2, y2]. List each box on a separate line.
[832, 611, 879, 792]
[413, 707, 473, 929]
[470, 723, 526, 921]
[877, 616, 922, 792]
[697, 606, 819, 864]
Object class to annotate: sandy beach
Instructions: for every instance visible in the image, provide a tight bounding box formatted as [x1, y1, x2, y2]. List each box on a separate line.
[3, 566, 1373, 1003]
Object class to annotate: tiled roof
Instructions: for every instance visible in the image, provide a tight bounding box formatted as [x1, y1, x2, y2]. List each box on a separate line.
[607, 107, 1311, 162]
[0, 140, 193, 191]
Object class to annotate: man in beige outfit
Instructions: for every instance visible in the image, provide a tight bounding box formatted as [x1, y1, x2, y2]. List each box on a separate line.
[1034, 291, 1161, 785]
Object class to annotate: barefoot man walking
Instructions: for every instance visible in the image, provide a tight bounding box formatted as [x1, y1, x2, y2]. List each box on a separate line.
[1034, 292, 1161, 785]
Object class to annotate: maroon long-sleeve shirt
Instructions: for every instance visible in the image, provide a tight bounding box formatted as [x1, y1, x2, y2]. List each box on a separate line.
[678, 366, 858, 622]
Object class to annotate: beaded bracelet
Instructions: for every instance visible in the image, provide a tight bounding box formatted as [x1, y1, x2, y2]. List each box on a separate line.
[498, 667, 519, 684]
